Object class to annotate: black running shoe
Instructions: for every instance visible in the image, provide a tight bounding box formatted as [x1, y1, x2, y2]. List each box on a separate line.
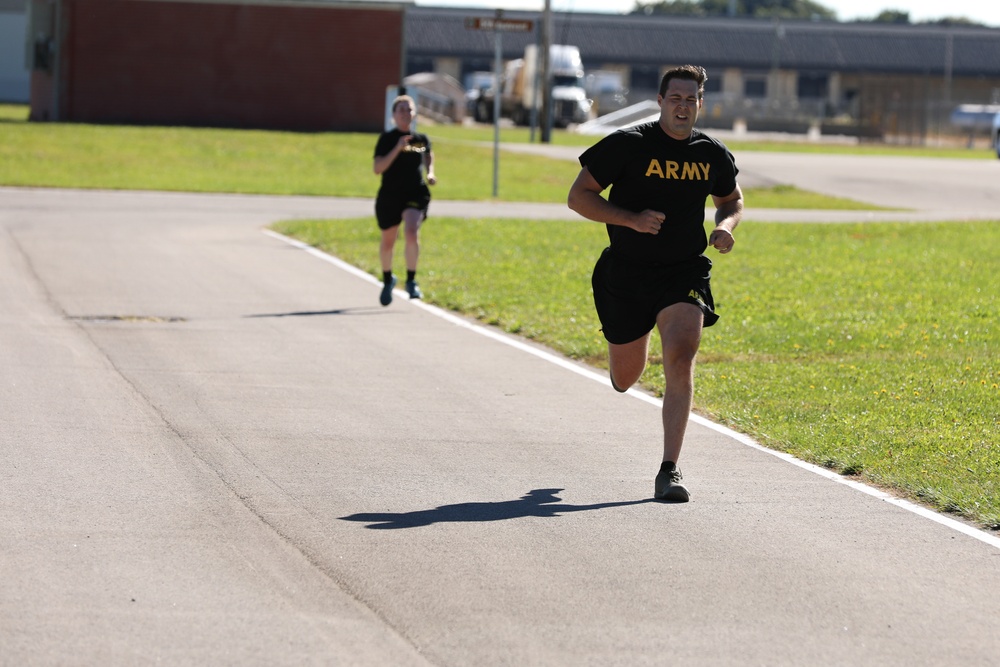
[380, 275, 397, 306]
[654, 462, 690, 502]
[405, 280, 422, 300]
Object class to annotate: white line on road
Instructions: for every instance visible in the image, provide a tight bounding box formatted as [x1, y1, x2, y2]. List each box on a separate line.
[263, 229, 1000, 552]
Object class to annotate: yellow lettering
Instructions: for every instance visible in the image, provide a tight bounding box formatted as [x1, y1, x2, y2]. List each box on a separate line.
[646, 160, 712, 180]
[681, 162, 701, 180]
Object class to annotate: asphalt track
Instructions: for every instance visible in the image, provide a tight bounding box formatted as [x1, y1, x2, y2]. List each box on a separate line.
[1, 150, 999, 666]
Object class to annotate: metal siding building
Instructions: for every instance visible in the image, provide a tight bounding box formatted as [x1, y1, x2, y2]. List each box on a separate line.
[405, 7, 1000, 139]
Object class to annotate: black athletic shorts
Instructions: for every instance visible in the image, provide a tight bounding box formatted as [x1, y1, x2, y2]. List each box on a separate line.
[591, 247, 718, 345]
[375, 186, 431, 230]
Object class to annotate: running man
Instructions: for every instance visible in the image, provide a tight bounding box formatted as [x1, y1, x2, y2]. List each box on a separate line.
[567, 65, 744, 502]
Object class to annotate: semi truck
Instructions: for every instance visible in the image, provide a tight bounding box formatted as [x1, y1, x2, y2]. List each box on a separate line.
[472, 44, 592, 127]
[949, 104, 1000, 157]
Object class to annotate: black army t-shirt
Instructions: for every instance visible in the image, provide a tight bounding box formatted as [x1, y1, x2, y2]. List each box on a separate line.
[374, 129, 431, 192]
[579, 122, 738, 266]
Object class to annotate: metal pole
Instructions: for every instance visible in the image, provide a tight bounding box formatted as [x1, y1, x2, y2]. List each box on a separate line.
[529, 22, 541, 143]
[540, 0, 552, 143]
[52, 0, 62, 121]
[492, 17, 502, 197]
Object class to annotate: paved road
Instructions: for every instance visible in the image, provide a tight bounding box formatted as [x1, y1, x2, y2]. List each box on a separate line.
[1, 177, 998, 666]
[501, 142, 1000, 222]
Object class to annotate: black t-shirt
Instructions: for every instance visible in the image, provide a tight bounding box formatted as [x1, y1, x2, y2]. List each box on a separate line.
[374, 129, 431, 192]
[579, 122, 738, 265]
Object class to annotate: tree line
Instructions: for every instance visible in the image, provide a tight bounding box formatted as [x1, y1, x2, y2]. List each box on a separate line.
[632, 0, 986, 26]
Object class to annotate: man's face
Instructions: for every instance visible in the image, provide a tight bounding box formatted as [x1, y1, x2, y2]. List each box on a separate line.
[657, 79, 702, 140]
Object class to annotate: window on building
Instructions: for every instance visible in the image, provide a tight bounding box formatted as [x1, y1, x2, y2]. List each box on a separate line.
[798, 73, 829, 99]
[631, 66, 661, 93]
[407, 57, 434, 77]
[744, 77, 766, 98]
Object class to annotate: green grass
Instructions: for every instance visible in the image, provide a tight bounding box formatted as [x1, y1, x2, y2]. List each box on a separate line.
[272, 216, 1000, 530]
[744, 184, 887, 210]
[0, 104, 29, 121]
[0, 104, 957, 206]
[0, 116, 583, 200]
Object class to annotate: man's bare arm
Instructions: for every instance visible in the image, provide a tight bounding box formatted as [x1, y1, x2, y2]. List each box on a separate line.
[708, 185, 744, 254]
[567, 167, 664, 235]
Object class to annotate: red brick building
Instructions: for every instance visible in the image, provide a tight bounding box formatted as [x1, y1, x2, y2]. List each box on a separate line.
[28, 0, 408, 131]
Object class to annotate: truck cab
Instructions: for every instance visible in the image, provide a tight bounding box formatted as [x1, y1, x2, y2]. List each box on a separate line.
[535, 45, 592, 126]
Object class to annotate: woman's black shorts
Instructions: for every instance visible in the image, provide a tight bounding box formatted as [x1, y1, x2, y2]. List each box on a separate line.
[591, 247, 718, 345]
[375, 186, 431, 230]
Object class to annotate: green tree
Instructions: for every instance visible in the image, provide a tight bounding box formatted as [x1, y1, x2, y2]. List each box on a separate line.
[634, 0, 836, 20]
[870, 10, 910, 24]
[923, 16, 984, 27]
[854, 10, 985, 27]
[744, 0, 835, 20]
[638, 0, 706, 15]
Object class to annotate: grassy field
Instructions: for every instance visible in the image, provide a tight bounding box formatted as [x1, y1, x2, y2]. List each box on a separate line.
[3, 103, 997, 529]
[0, 103, 972, 207]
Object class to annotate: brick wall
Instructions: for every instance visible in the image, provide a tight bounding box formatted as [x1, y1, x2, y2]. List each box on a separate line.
[56, 0, 404, 131]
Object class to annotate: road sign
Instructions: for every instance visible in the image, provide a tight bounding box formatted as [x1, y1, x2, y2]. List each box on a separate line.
[464, 17, 534, 32]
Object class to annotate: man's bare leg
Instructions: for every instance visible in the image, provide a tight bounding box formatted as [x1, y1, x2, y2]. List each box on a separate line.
[652, 303, 703, 502]
[655, 302, 704, 463]
[607, 333, 651, 393]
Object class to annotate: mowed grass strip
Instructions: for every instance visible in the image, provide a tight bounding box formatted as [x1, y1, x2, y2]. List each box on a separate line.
[0, 109, 564, 199]
[0, 106, 889, 208]
[272, 216, 1000, 530]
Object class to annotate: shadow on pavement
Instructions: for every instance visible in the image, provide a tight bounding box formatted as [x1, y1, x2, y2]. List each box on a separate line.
[340, 488, 655, 529]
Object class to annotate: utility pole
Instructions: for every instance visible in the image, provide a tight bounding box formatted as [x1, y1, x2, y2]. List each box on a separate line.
[540, 0, 552, 143]
[492, 10, 503, 197]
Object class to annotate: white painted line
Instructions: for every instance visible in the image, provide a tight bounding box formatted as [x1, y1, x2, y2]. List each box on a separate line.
[683, 413, 1000, 550]
[264, 229, 1000, 552]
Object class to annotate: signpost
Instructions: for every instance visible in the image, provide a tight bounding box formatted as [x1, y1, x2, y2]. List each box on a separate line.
[463, 17, 534, 32]
[466, 12, 533, 197]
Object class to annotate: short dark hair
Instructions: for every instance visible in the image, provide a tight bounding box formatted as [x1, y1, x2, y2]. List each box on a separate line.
[659, 65, 708, 98]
